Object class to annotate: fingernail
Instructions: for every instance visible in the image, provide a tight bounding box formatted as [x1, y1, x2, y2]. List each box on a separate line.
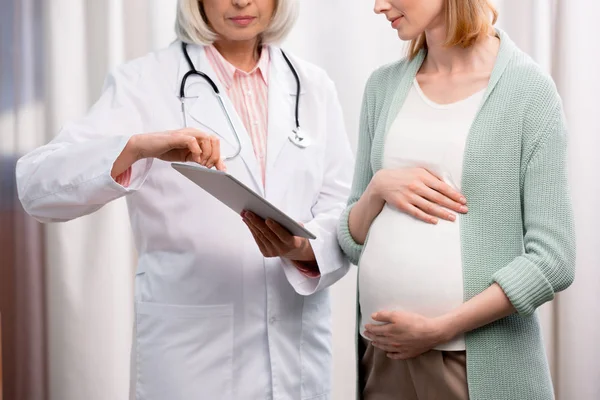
[460, 206, 468, 213]
[449, 214, 456, 222]
[460, 197, 467, 204]
[431, 218, 438, 224]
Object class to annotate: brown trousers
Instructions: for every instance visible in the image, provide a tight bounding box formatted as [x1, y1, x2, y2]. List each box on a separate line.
[359, 338, 469, 400]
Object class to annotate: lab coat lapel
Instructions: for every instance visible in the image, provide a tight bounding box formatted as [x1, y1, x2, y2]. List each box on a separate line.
[178, 45, 264, 194]
[265, 48, 306, 190]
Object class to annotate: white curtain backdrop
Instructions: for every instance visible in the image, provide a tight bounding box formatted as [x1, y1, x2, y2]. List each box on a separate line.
[41, 1, 175, 399]
[11, 0, 597, 399]
[546, 1, 600, 398]
[44, 1, 137, 399]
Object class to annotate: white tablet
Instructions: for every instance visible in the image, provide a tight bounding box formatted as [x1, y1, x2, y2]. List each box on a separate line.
[171, 162, 317, 240]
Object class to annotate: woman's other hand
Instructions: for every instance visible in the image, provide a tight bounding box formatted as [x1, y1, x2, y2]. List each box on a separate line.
[364, 310, 449, 360]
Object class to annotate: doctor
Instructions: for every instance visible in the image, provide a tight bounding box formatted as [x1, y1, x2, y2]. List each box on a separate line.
[15, 0, 353, 399]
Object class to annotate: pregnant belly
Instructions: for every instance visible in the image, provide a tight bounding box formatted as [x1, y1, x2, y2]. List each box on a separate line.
[358, 204, 465, 331]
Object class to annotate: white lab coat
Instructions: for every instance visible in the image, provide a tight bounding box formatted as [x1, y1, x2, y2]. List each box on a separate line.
[16, 42, 353, 400]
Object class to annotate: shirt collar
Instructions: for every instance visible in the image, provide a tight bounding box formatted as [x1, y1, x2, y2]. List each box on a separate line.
[205, 45, 270, 89]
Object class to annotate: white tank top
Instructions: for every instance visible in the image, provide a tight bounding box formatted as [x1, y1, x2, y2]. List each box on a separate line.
[358, 79, 485, 351]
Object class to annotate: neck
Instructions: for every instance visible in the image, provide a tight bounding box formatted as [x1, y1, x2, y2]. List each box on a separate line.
[213, 38, 261, 72]
[421, 23, 497, 74]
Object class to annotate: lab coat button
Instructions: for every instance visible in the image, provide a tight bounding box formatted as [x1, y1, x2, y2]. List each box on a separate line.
[269, 316, 277, 324]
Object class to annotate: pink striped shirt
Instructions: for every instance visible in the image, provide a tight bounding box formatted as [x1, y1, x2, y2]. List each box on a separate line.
[205, 44, 270, 186]
[207, 46, 318, 277]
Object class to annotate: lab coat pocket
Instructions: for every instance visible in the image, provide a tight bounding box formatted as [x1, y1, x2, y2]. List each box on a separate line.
[300, 291, 332, 399]
[135, 302, 234, 400]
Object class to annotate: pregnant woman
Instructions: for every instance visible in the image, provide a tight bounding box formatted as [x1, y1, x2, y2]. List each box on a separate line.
[338, 0, 576, 399]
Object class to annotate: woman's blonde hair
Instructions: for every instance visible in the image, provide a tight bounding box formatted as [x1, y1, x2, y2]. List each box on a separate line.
[409, 0, 498, 59]
[175, 0, 299, 45]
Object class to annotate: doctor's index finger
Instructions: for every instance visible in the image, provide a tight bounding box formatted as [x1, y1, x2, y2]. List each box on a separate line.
[215, 159, 227, 171]
[198, 136, 213, 165]
[206, 136, 221, 168]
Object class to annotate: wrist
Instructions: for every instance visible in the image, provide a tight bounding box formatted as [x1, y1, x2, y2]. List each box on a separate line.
[366, 171, 384, 203]
[126, 134, 144, 163]
[291, 259, 320, 278]
[111, 135, 142, 180]
[288, 238, 316, 262]
[292, 258, 318, 270]
[433, 314, 459, 343]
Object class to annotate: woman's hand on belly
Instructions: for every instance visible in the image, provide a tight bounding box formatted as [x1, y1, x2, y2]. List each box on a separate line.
[373, 167, 468, 224]
[363, 310, 450, 360]
[348, 167, 467, 245]
[364, 284, 517, 359]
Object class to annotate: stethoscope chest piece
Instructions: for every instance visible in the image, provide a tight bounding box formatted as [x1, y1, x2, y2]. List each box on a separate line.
[289, 128, 311, 148]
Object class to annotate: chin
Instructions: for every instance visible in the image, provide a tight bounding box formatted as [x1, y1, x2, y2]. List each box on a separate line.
[224, 30, 262, 43]
[396, 28, 422, 42]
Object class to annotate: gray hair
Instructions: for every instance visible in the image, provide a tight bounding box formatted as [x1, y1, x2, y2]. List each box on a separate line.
[175, 0, 299, 45]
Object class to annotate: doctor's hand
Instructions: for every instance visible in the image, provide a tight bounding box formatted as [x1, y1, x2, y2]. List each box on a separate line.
[363, 310, 449, 360]
[242, 211, 319, 276]
[112, 128, 226, 179]
[371, 167, 468, 224]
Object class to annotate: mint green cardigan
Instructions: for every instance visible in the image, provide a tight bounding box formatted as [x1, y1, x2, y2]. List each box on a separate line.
[338, 29, 575, 399]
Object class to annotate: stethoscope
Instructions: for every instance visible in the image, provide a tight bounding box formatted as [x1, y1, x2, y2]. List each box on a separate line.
[179, 42, 310, 162]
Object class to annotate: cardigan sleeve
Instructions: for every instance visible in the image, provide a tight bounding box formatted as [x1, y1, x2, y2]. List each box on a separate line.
[492, 103, 576, 316]
[337, 75, 376, 265]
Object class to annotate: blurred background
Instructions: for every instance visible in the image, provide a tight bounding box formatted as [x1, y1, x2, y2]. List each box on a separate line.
[1, 0, 599, 399]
